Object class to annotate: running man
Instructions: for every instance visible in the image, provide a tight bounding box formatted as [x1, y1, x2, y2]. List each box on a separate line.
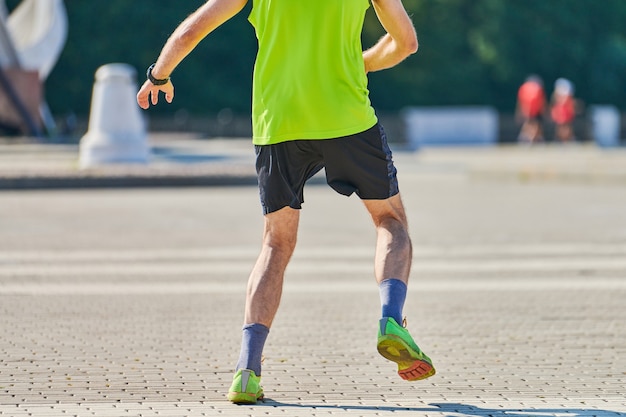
[137, 0, 435, 404]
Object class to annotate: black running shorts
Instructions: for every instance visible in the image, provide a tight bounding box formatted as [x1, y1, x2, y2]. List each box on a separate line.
[255, 123, 399, 215]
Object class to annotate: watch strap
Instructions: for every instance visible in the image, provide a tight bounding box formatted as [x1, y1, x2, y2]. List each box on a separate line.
[147, 64, 170, 86]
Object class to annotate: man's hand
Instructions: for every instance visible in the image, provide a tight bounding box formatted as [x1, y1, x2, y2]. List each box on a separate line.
[137, 79, 174, 109]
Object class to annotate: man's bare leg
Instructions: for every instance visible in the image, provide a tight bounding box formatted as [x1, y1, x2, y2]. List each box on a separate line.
[245, 206, 299, 326]
[363, 193, 412, 286]
[364, 193, 435, 381]
[234, 207, 299, 376]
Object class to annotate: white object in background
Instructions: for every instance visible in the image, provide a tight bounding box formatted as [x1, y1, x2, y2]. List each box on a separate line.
[404, 107, 499, 150]
[591, 105, 621, 148]
[79, 64, 149, 168]
[1, 0, 68, 80]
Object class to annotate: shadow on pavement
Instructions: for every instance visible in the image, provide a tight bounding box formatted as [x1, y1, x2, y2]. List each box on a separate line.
[253, 400, 625, 416]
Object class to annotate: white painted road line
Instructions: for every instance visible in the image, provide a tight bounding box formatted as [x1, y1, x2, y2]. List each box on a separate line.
[1, 278, 625, 295]
[0, 257, 625, 276]
[2, 243, 626, 262]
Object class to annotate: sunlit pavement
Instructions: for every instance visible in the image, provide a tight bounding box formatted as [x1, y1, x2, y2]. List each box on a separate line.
[1, 137, 625, 416]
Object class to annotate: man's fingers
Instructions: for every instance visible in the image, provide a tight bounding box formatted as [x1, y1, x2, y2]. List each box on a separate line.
[162, 82, 174, 103]
[137, 95, 147, 109]
[137, 82, 174, 109]
[136, 83, 150, 109]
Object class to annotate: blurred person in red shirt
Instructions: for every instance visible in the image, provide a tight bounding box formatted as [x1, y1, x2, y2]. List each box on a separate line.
[550, 78, 578, 143]
[516, 75, 546, 144]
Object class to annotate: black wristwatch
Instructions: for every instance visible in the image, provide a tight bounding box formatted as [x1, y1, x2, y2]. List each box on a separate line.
[147, 64, 170, 86]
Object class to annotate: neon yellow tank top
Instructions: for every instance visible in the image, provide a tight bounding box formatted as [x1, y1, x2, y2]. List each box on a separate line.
[249, 0, 378, 145]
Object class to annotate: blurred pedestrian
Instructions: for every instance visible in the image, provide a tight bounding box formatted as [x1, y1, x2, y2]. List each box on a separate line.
[136, 0, 435, 405]
[515, 75, 546, 144]
[550, 78, 578, 143]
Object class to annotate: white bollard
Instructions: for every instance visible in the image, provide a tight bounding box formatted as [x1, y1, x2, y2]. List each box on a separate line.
[79, 63, 149, 168]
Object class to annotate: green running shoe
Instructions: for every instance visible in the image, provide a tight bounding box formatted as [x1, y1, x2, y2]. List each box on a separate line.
[377, 317, 436, 381]
[227, 369, 264, 404]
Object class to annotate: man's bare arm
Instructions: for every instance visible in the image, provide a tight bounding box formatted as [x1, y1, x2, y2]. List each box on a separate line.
[363, 0, 418, 74]
[137, 0, 248, 109]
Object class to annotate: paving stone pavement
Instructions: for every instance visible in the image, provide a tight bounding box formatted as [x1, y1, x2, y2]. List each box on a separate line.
[1, 143, 626, 416]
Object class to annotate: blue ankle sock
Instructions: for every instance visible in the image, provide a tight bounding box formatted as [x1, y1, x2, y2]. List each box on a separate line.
[235, 323, 269, 376]
[379, 278, 407, 325]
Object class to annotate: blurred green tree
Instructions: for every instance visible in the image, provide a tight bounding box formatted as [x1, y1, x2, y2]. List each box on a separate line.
[8, 0, 622, 119]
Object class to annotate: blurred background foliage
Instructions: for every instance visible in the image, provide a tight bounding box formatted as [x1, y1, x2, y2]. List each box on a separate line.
[8, 0, 626, 118]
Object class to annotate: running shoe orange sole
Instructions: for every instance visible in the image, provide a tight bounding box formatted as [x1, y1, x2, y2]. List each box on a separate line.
[377, 335, 436, 381]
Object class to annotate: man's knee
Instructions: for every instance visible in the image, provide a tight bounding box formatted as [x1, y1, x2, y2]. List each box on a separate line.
[263, 232, 297, 255]
[262, 207, 299, 253]
[364, 194, 408, 228]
